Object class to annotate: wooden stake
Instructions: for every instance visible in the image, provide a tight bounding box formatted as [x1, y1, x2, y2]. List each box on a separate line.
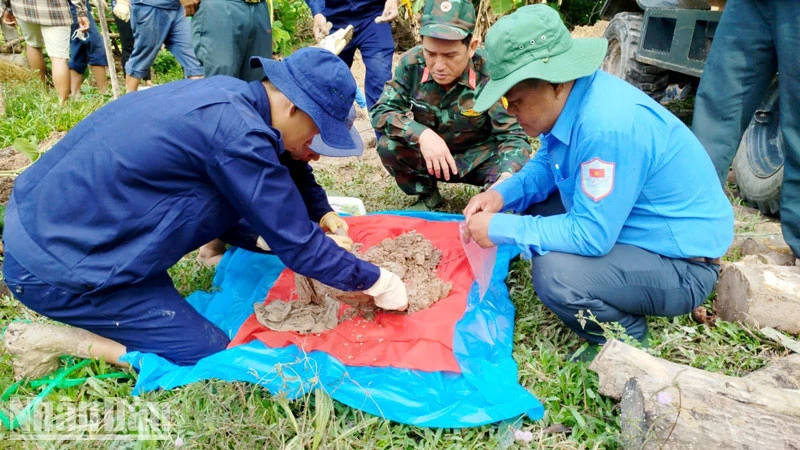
[94, 0, 120, 98]
[0, 83, 5, 117]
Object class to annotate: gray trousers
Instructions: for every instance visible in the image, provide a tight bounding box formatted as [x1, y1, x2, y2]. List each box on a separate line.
[525, 195, 720, 343]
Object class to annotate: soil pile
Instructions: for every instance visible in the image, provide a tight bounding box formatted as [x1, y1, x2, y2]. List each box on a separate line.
[571, 20, 609, 38]
[254, 231, 452, 333]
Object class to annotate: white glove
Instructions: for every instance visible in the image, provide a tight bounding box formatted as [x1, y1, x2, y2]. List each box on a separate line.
[113, 0, 130, 22]
[364, 268, 408, 311]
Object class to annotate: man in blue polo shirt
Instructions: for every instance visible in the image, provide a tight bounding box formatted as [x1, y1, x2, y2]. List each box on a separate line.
[462, 5, 733, 358]
[2, 48, 408, 379]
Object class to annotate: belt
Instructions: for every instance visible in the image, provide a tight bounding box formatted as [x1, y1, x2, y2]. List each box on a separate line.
[688, 257, 722, 265]
[243, 0, 262, 3]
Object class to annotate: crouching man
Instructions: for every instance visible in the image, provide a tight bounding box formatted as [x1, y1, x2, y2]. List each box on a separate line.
[463, 6, 734, 360]
[2, 48, 407, 379]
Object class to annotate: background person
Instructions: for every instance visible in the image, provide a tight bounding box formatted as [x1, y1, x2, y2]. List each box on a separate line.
[691, 0, 799, 259]
[123, 0, 202, 92]
[68, 0, 108, 96]
[1, 0, 89, 102]
[305, 0, 397, 109]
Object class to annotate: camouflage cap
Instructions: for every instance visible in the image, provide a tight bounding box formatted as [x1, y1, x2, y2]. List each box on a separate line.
[419, 0, 476, 40]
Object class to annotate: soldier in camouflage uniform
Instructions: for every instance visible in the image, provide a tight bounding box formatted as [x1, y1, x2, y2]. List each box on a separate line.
[370, 0, 531, 210]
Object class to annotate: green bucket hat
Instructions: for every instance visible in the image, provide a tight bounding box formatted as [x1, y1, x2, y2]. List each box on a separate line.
[473, 4, 608, 112]
[419, 0, 476, 41]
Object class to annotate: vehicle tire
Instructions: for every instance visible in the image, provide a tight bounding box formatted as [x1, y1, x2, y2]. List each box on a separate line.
[602, 12, 669, 97]
[732, 80, 784, 216]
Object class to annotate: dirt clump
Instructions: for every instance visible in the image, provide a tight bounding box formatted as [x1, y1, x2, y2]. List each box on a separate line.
[363, 231, 452, 312]
[571, 20, 609, 38]
[254, 231, 452, 334]
[0, 131, 66, 204]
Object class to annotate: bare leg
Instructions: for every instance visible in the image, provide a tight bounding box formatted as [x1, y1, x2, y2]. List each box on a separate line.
[70, 69, 85, 97]
[125, 74, 141, 93]
[3, 322, 128, 380]
[25, 46, 47, 86]
[89, 65, 108, 93]
[51, 57, 70, 102]
[197, 238, 227, 266]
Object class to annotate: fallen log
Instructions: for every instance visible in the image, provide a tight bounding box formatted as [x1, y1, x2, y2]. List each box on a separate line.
[715, 258, 800, 334]
[730, 221, 793, 260]
[744, 352, 800, 390]
[590, 339, 800, 450]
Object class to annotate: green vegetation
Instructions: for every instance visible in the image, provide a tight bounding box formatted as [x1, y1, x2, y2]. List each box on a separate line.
[0, 12, 793, 447]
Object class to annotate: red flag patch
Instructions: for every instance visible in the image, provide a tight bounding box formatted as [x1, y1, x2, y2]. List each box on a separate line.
[581, 158, 615, 202]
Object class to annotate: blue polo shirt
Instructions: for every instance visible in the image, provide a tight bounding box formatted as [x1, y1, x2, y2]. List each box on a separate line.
[489, 70, 734, 259]
[305, 0, 384, 24]
[4, 77, 380, 293]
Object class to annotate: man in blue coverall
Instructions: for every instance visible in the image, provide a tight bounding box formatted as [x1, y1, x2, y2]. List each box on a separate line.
[1, 48, 408, 380]
[462, 6, 734, 358]
[306, 0, 398, 109]
[692, 0, 799, 259]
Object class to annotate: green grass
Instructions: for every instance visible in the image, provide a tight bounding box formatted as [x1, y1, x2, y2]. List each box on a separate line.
[0, 78, 793, 449]
[0, 81, 108, 150]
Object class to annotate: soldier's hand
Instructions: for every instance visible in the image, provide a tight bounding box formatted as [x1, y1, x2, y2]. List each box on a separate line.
[179, 0, 200, 17]
[313, 14, 331, 42]
[419, 128, 458, 181]
[463, 190, 504, 222]
[464, 211, 496, 248]
[375, 0, 398, 23]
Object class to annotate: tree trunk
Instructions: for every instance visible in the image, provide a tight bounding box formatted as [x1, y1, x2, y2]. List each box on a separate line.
[730, 220, 795, 263]
[715, 259, 800, 334]
[744, 353, 800, 390]
[590, 339, 800, 450]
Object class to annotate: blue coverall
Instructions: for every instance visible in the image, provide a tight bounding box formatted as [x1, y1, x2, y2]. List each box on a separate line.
[305, 0, 394, 109]
[692, 0, 799, 257]
[2, 77, 380, 365]
[490, 70, 734, 343]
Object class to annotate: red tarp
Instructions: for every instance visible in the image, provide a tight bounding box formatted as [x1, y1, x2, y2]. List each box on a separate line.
[229, 215, 474, 373]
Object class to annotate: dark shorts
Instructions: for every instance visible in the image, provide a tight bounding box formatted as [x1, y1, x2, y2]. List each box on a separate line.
[2, 252, 229, 365]
[69, 2, 107, 73]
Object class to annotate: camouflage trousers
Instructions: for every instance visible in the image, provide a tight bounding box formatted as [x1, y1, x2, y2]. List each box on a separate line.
[377, 137, 530, 196]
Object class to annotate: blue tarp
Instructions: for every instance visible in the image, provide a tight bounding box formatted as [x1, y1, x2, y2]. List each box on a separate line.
[121, 212, 544, 427]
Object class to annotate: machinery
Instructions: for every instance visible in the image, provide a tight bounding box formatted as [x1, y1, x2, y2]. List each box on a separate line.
[599, 0, 785, 215]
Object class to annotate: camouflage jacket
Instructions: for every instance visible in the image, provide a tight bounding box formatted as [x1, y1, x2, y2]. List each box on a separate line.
[370, 46, 530, 174]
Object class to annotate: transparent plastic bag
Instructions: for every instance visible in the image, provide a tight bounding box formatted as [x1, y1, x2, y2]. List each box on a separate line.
[459, 222, 497, 300]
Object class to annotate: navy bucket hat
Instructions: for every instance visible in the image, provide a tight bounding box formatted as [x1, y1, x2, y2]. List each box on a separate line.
[250, 48, 359, 156]
[309, 105, 363, 156]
